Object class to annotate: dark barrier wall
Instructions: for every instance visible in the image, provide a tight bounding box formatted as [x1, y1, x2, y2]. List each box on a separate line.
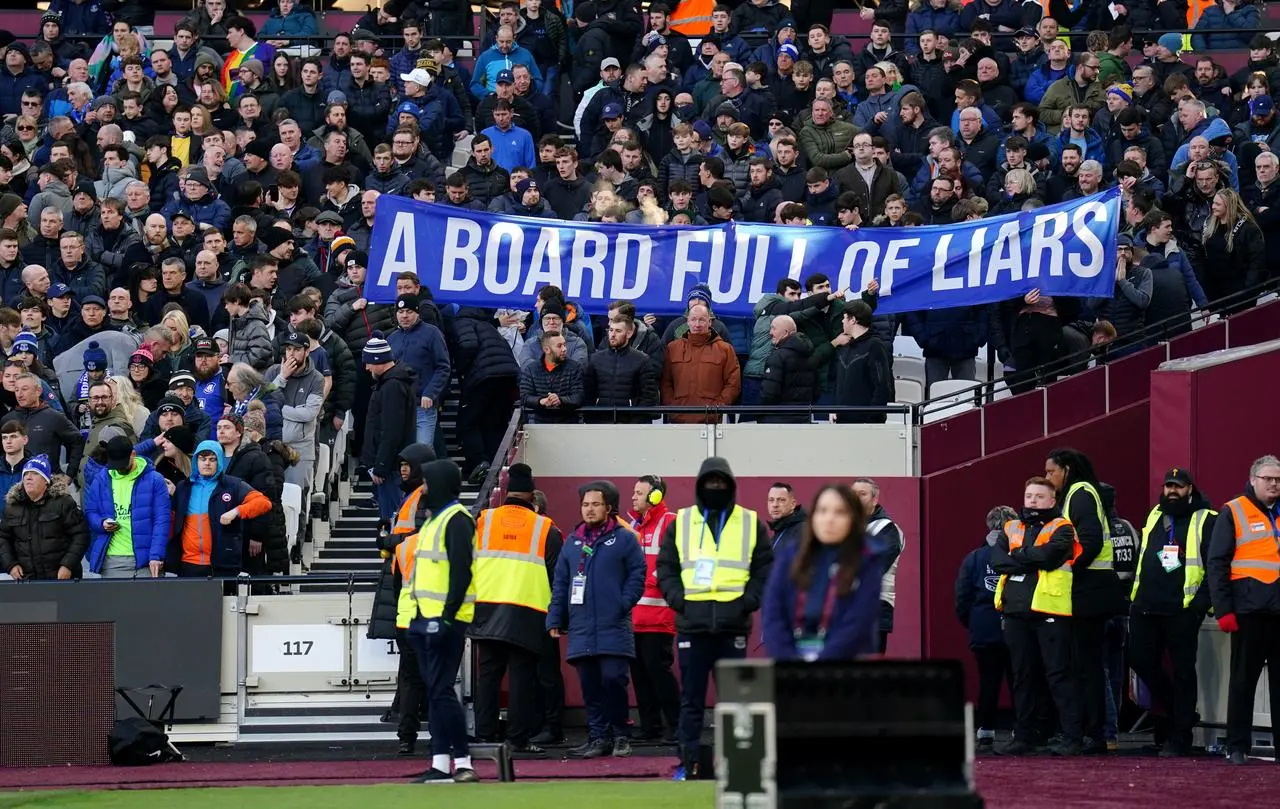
[1150, 344, 1280, 508]
[919, 403, 1151, 687]
[537, 476, 920, 708]
[0, 580, 224, 721]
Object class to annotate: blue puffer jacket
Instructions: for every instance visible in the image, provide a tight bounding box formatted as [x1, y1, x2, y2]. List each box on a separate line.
[1192, 0, 1260, 50]
[547, 519, 646, 661]
[0, 67, 46, 119]
[259, 7, 319, 39]
[1055, 125, 1106, 166]
[83, 456, 172, 573]
[161, 193, 232, 233]
[48, 0, 112, 37]
[905, 6, 961, 54]
[954, 535, 1004, 648]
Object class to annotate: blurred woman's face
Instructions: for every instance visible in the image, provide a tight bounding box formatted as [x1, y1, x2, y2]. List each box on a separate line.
[811, 490, 853, 545]
[1211, 193, 1228, 219]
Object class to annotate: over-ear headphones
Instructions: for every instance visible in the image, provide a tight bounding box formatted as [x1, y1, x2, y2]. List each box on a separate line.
[642, 474, 665, 506]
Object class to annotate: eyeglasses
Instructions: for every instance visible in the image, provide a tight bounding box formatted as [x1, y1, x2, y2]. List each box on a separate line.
[1256, 476, 1280, 485]
[17, 125, 34, 132]
[21, 101, 40, 107]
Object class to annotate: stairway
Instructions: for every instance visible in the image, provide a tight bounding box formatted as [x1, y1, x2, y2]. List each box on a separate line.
[302, 380, 485, 589]
[234, 385, 492, 745]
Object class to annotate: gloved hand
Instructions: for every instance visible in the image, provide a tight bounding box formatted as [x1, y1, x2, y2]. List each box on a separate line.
[1217, 613, 1239, 633]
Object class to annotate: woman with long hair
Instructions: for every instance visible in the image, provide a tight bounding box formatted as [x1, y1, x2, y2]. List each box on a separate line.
[1229, 72, 1270, 129]
[762, 484, 883, 660]
[160, 308, 196, 373]
[1201, 188, 1266, 314]
[267, 52, 300, 94]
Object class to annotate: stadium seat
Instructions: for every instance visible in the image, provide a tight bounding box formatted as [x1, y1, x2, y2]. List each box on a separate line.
[922, 395, 977, 424]
[282, 483, 302, 550]
[892, 356, 926, 387]
[928, 378, 982, 399]
[894, 378, 924, 404]
[892, 336, 924, 359]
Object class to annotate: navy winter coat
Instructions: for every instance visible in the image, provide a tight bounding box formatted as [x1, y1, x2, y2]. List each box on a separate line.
[954, 537, 1005, 648]
[547, 519, 646, 661]
[387, 321, 452, 402]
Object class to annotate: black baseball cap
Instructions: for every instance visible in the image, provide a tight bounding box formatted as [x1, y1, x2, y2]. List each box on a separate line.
[1163, 467, 1194, 487]
[193, 336, 219, 356]
[105, 434, 135, 472]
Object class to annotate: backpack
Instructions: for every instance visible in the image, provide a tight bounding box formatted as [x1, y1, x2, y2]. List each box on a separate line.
[108, 717, 184, 766]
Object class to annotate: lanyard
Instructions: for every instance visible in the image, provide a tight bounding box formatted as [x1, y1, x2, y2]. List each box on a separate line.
[793, 570, 841, 641]
[576, 536, 597, 577]
[697, 510, 727, 551]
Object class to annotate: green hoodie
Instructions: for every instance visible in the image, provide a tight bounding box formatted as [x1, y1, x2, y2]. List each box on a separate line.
[106, 457, 145, 557]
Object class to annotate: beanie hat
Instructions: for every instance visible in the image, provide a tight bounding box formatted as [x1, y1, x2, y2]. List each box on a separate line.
[156, 395, 186, 417]
[0, 193, 23, 223]
[1158, 33, 1182, 54]
[777, 43, 799, 60]
[240, 58, 265, 79]
[1107, 83, 1133, 104]
[540, 303, 565, 322]
[129, 346, 155, 367]
[507, 463, 535, 494]
[40, 11, 61, 28]
[164, 424, 197, 456]
[10, 331, 38, 355]
[219, 412, 244, 434]
[579, 480, 620, 513]
[82, 341, 108, 372]
[687, 282, 713, 307]
[515, 177, 537, 195]
[362, 332, 393, 365]
[22, 454, 52, 483]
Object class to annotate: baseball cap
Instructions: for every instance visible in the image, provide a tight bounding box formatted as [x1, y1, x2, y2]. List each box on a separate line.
[193, 336, 219, 356]
[400, 68, 434, 86]
[600, 57, 621, 70]
[496, 69, 514, 84]
[81, 295, 106, 309]
[104, 434, 135, 472]
[1251, 95, 1274, 117]
[602, 102, 623, 119]
[1164, 467, 1194, 487]
[281, 331, 308, 348]
[1014, 27, 1037, 39]
[48, 282, 72, 299]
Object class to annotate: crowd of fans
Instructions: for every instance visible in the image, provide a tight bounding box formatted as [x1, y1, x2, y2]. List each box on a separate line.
[0, 1, 1277, 576]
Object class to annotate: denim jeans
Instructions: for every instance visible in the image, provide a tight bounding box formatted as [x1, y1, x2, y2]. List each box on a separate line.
[415, 406, 438, 447]
[1102, 614, 1128, 740]
[540, 65, 560, 98]
[373, 474, 403, 522]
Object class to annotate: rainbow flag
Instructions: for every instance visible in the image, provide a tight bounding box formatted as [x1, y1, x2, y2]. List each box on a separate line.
[222, 41, 276, 100]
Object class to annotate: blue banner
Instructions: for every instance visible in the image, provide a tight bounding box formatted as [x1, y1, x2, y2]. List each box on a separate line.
[366, 188, 1121, 316]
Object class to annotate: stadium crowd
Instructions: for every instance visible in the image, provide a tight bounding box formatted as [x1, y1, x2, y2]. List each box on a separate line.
[0, 0, 1277, 784]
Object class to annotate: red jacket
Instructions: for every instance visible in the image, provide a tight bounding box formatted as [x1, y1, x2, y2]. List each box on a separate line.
[630, 503, 677, 633]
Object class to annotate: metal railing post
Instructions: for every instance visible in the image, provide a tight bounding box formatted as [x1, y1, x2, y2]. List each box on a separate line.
[235, 572, 251, 726]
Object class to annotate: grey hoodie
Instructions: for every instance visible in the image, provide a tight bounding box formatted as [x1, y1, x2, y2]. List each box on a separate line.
[96, 163, 138, 203]
[28, 179, 74, 227]
[229, 299, 277, 371]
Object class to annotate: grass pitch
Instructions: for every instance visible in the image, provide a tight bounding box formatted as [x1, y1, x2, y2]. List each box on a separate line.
[0, 781, 715, 809]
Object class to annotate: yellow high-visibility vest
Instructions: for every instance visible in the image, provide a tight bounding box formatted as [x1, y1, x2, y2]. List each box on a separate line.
[1131, 506, 1214, 607]
[397, 502, 475, 626]
[674, 506, 758, 602]
[474, 505, 552, 612]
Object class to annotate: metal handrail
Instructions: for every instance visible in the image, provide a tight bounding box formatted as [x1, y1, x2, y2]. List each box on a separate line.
[575, 403, 911, 417]
[915, 278, 1280, 412]
[471, 407, 524, 517]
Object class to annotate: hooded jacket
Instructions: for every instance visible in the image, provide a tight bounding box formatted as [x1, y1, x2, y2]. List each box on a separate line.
[368, 443, 436, 640]
[583, 341, 659, 420]
[229, 299, 276, 371]
[656, 457, 774, 636]
[167, 440, 271, 571]
[955, 528, 1006, 648]
[0, 405, 84, 478]
[0, 474, 90, 580]
[271, 357, 324, 460]
[410, 460, 476, 624]
[324, 277, 398, 356]
[447, 307, 521, 394]
[989, 507, 1078, 616]
[84, 455, 171, 573]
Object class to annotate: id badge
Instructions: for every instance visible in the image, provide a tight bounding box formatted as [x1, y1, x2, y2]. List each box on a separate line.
[693, 558, 716, 587]
[1160, 545, 1182, 572]
[1008, 574, 1026, 583]
[570, 574, 586, 605]
[795, 636, 824, 662]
